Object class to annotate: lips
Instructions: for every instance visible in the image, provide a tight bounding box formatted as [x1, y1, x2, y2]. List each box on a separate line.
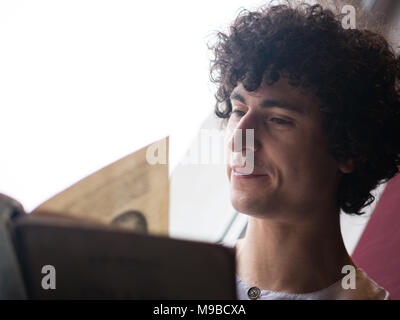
[232, 166, 268, 176]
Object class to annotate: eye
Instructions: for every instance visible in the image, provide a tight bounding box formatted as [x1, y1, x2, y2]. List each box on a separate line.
[231, 110, 246, 117]
[270, 118, 292, 125]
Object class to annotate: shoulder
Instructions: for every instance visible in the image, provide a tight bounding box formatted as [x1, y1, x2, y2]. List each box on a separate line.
[337, 268, 390, 300]
[357, 268, 390, 300]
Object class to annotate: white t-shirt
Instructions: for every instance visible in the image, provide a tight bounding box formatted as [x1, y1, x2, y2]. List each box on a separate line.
[223, 242, 390, 300]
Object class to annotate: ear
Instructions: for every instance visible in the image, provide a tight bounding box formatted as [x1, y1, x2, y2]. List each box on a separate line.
[338, 158, 355, 174]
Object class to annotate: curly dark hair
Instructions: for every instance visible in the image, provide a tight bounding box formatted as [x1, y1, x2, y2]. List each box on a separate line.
[209, 2, 400, 215]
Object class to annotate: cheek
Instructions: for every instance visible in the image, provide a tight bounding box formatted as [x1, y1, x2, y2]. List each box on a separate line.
[284, 137, 336, 185]
[267, 133, 315, 180]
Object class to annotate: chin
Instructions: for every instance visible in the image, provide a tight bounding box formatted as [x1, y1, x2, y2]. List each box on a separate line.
[231, 185, 287, 218]
[231, 193, 268, 216]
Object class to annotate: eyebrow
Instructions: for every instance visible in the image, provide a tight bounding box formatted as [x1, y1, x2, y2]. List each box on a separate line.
[230, 91, 305, 115]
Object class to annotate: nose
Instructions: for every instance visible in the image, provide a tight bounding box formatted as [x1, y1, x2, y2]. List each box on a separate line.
[227, 111, 260, 153]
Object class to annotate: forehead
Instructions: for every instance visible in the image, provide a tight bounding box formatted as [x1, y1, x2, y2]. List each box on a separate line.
[231, 78, 320, 117]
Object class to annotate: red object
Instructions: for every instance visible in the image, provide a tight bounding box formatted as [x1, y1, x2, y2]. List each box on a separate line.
[352, 171, 400, 300]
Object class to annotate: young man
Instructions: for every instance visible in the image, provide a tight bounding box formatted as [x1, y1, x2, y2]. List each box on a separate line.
[210, 2, 400, 299]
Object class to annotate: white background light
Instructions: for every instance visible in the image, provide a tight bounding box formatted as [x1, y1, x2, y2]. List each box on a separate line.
[0, 0, 266, 211]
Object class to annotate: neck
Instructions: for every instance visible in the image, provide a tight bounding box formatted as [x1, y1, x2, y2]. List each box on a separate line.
[235, 209, 354, 294]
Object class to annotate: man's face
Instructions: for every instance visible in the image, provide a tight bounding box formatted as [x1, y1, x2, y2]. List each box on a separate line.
[225, 77, 342, 222]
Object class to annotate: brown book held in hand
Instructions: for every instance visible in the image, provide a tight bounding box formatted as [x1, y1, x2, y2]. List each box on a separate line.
[4, 211, 236, 299]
